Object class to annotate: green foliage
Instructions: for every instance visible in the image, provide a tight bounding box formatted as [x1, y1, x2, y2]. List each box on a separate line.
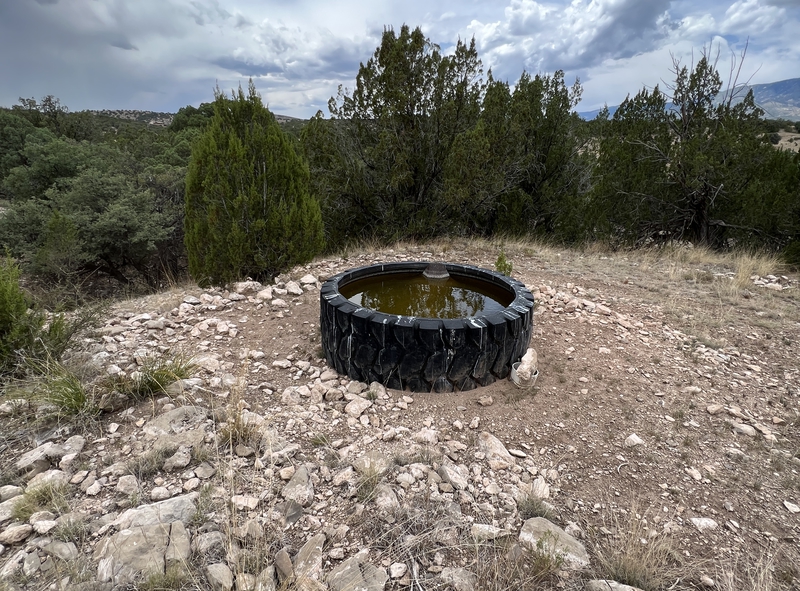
[0, 110, 35, 187]
[784, 241, 800, 267]
[445, 70, 586, 238]
[0, 256, 29, 373]
[168, 102, 215, 133]
[109, 353, 195, 401]
[25, 358, 98, 418]
[588, 50, 800, 248]
[184, 80, 324, 286]
[302, 25, 484, 248]
[0, 256, 96, 376]
[495, 248, 513, 276]
[0, 115, 190, 289]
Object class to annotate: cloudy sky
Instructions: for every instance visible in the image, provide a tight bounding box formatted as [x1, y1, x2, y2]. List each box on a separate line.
[1, 0, 798, 118]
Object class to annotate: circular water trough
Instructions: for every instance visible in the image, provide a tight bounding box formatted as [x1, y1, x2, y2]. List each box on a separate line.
[319, 262, 535, 392]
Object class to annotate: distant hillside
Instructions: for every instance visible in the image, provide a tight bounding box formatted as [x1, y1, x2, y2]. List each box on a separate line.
[87, 109, 174, 127]
[738, 78, 800, 119]
[579, 77, 800, 120]
[86, 110, 304, 128]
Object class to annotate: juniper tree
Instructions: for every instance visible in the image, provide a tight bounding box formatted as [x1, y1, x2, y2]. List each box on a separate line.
[184, 81, 324, 286]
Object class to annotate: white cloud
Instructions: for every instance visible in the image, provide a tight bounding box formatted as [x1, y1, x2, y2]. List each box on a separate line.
[0, 0, 798, 117]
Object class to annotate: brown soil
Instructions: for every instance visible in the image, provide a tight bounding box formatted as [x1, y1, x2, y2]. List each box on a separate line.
[7, 238, 800, 588]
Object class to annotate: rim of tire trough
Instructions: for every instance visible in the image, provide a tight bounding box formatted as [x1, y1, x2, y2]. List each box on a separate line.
[319, 262, 535, 393]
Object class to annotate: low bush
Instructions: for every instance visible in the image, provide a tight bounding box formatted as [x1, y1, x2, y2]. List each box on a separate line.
[1, 256, 98, 377]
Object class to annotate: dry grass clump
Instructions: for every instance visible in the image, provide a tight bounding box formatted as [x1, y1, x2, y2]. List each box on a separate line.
[22, 357, 99, 420]
[11, 481, 70, 522]
[473, 536, 565, 591]
[354, 465, 383, 503]
[716, 551, 793, 591]
[517, 494, 556, 521]
[126, 444, 179, 479]
[591, 505, 692, 591]
[109, 352, 196, 401]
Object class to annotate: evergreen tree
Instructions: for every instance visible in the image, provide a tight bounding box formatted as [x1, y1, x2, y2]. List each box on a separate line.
[443, 70, 586, 238]
[302, 25, 483, 248]
[184, 81, 324, 287]
[589, 50, 800, 247]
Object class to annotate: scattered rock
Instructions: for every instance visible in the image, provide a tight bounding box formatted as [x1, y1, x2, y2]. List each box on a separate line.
[624, 433, 643, 447]
[518, 518, 589, 569]
[282, 466, 314, 507]
[206, 562, 234, 591]
[690, 517, 718, 532]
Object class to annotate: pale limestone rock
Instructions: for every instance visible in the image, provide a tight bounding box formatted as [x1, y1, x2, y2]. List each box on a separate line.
[730, 422, 756, 437]
[389, 563, 407, 579]
[783, 501, 800, 514]
[282, 466, 314, 507]
[151, 487, 171, 501]
[690, 517, 718, 532]
[112, 493, 197, 529]
[0, 524, 33, 545]
[624, 433, 643, 447]
[353, 451, 390, 475]
[0, 486, 22, 503]
[232, 495, 260, 510]
[163, 446, 193, 472]
[165, 521, 191, 567]
[440, 567, 477, 591]
[286, 282, 304, 296]
[437, 463, 469, 490]
[294, 533, 326, 580]
[477, 432, 515, 468]
[96, 523, 170, 584]
[116, 475, 139, 495]
[42, 541, 78, 561]
[471, 524, 512, 542]
[519, 518, 589, 569]
[206, 563, 234, 591]
[344, 397, 372, 418]
[327, 551, 388, 591]
[585, 581, 645, 591]
[374, 484, 400, 512]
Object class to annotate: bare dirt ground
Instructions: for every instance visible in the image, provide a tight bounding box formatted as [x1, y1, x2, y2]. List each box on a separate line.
[777, 130, 800, 153]
[2, 238, 799, 590]
[144, 238, 799, 586]
[264, 239, 800, 586]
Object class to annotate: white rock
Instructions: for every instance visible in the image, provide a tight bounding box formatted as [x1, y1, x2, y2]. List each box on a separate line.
[150, 487, 171, 501]
[389, 562, 408, 579]
[730, 422, 756, 437]
[624, 433, 643, 447]
[784, 501, 800, 514]
[685, 468, 702, 481]
[690, 517, 718, 532]
[116, 475, 139, 495]
[345, 397, 372, 418]
[286, 281, 304, 296]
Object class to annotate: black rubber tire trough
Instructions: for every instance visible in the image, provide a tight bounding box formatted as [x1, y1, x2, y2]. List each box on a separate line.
[319, 262, 535, 393]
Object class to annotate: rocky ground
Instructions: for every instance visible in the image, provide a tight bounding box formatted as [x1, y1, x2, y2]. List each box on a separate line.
[0, 239, 799, 591]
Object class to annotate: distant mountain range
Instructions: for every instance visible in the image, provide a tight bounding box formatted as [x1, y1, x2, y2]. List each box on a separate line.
[578, 77, 800, 120]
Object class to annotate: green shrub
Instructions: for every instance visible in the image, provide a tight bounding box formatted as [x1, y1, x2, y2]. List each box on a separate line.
[0, 256, 98, 376]
[495, 248, 513, 276]
[784, 240, 800, 267]
[0, 256, 29, 373]
[184, 80, 324, 287]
